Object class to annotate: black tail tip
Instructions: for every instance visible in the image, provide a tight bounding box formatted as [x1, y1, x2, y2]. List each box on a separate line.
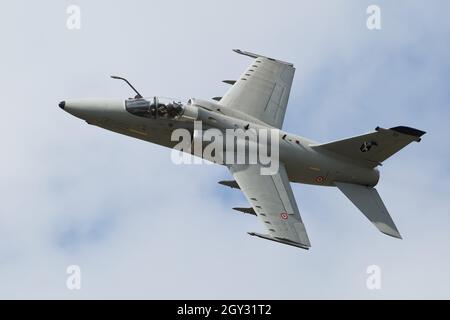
[58, 101, 65, 109]
[390, 126, 426, 138]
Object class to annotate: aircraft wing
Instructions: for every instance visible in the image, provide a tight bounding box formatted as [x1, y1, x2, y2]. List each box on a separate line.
[219, 49, 295, 129]
[229, 163, 311, 249]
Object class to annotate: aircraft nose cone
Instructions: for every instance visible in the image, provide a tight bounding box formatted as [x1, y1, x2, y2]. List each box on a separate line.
[59, 99, 125, 122]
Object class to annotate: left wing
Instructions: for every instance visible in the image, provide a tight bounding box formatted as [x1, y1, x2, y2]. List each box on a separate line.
[230, 163, 311, 249]
[219, 49, 295, 129]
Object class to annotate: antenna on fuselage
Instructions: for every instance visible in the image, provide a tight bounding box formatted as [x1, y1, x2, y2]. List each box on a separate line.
[110, 75, 143, 99]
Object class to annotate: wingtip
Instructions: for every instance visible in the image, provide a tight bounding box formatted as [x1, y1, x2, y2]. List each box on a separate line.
[248, 232, 310, 250]
[231, 49, 294, 66]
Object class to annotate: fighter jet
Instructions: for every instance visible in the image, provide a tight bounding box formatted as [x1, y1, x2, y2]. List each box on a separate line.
[59, 49, 425, 250]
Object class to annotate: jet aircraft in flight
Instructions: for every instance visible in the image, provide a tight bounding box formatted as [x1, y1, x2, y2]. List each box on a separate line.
[59, 49, 425, 249]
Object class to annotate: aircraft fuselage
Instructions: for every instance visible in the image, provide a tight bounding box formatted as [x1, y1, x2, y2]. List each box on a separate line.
[59, 98, 379, 187]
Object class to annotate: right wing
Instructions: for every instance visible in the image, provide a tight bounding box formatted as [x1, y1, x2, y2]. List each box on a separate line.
[219, 49, 295, 129]
[229, 163, 311, 250]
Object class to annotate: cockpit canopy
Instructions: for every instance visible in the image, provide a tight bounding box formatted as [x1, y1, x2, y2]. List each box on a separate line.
[125, 97, 184, 119]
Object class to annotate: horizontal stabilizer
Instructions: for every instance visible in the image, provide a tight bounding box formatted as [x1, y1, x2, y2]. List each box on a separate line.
[212, 97, 222, 101]
[335, 182, 402, 239]
[248, 232, 310, 250]
[233, 207, 256, 215]
[223, 80, 236, 85]
[311, 126, 426, 167]
[218, 180, 240, 189]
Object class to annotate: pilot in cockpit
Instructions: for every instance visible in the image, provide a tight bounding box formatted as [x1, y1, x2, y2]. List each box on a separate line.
[157, 103, 168, 117]
[125, 97, 184, 119]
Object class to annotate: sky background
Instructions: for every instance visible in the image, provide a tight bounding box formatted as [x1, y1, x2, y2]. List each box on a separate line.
[0, 0, 449, 299]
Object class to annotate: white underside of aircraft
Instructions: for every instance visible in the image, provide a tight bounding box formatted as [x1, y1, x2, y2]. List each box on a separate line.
[59, 49, 425, 250]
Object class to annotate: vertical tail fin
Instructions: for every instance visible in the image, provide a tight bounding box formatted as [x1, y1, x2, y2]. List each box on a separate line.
[335, 182, 401, 239]
[311, 126, 426, 167]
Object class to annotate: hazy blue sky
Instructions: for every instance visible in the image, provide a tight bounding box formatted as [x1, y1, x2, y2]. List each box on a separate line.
[0, 0, 449, 299]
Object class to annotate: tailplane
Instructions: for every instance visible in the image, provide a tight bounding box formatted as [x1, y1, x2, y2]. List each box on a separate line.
[335, 182, 401, 239]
